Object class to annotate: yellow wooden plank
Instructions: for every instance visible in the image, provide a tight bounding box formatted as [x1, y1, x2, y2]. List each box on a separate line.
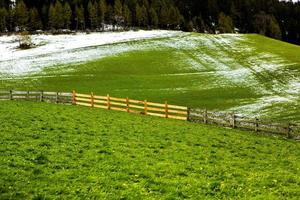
[147, 101, 165, 107]
[76, 93, 91, 98]
[167, 104, 187, 110]
[168, 115, 187, 120]
[110, 101, 127, 107]
[94, 104, 107, 109]
[75, 97, 91, 102]
[168, 109, 188, 115]
[147, 106, 165, 112]
[147, 112, 165, 118]
[129, 99, 144, 104]
[110, 97, 127, 102]
[129, 104, 144, 109]
[94, 95, 107, 100]
[94, 99, 107, 104]
[76, 102, 91, 107]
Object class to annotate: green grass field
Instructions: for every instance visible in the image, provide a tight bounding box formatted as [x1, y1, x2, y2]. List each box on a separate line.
[1, 101, 300, 199]
[1, 33, 300, 122]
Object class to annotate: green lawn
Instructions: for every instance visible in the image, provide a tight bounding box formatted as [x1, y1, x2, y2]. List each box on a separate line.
[1, 33, 299, 122]
[1, 101, 300, 199]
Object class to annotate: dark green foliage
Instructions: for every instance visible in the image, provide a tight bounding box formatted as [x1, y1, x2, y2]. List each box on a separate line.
[218, 12, 234, 33]
[0, 7, 7, 31]
[15, 0, 28, 30]
[0, 0, 299, 44]
[88, 1, 98, 30]
[28, 8, 42, 31]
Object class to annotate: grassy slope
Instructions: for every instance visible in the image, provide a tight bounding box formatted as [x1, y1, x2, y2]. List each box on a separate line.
[1, 33, 300, 122]
[1, 101, 300, 199]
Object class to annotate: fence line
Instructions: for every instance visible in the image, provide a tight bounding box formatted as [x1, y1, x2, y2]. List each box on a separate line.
[0, 90, 299, 140]
[72, 91, 188, 121]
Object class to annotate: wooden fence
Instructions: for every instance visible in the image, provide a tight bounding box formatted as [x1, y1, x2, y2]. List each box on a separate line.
[189, 108, 300, 140]
[0, 90, 299, 140]
[0, 90, 72, 104]
[72, 91, 188, 121]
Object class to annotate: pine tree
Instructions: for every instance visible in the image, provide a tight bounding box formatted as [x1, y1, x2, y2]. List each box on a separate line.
[75, 5, 85, 30]
[28, 8, 42, 31]
[48, 3, 56, 30]
[114, 0, 123, 27]
[63, 2, 72, 29]
[15, 0, 28, 30]
[149, 7, 158, 28]
[88, 1, 98, 30]
[218, 12, 234, 33]
[123, 4, 132, 27]
[55, 1, 64, 29]
[168, 6, 182, 29]
[48, 1, 64, 30]
[98, 0, 106, 29]
[0, 7, 7, 32]
[135, 4, 142, 26]
[268, 16, 282, 39]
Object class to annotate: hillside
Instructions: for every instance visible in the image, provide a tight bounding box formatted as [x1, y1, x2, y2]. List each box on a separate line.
[1, 32, 299, 122]
[1, 101, 300, 199]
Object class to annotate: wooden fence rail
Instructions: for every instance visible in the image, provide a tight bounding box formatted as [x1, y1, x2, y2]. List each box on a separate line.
[189, 108, 300, 140]
[72, 91, 188, 121]
[0, 90, 299, 140]
[0, 90, 73, 104]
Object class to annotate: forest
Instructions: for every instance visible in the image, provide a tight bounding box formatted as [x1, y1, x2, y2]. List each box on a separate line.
[0, 0, 299, 45]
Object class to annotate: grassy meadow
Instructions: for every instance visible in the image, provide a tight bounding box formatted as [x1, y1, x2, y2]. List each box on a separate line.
[1, 33, 300, 122]
[1, 101, 300, 199]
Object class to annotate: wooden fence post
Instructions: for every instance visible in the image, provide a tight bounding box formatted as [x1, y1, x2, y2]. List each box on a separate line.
[72, 90, 76, 105]
[126, 97, 129, 112]
[232, 113, 236, 128]
[286, 123, 291, 138]
[107, 94, 111, 110]
[187, 108, 191, 121]
[144, 100, 148, 115]
[165, 101, 168, 118]
[91, 92, 94, 108]
[56, 92, 59, 104]
[40, 90, 44, 102]
[203, 109, 208, 124]
[9, 90, 13, 100]
[255, 118, 259, 132]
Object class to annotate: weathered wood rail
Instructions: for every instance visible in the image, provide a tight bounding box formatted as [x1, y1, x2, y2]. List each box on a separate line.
[0, 90, 72, 103]
[0, 90, 299, 140]
[189, 108, 300, 140]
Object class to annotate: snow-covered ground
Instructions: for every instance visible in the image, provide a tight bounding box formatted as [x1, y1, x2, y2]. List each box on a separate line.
[0, 30, 179, 75]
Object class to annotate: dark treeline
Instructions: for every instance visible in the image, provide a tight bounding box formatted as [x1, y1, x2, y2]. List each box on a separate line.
[0, 0, 299, 45]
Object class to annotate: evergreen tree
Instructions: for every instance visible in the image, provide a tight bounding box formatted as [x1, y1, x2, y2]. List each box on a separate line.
[193, 15, 206, 33]
[48, 1, 64, 30]
[123, 4, 132, 27]
[88, 1, 98, 29]
[15, 0, 28, 30]
[113, 0, 123, 27]
[75, 5, 85, 30]
[168, 6, 182, 29]
[0, 7, 7, 32]
[98, 0, 106, 29]
[63, 2, 72, 29]
[218, 12, 234, 33]
[28, 8, 42, 31]
[268, 16, 282, 39]
[149, 7, 158, 28]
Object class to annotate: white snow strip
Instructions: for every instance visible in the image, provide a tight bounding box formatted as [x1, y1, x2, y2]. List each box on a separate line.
[0, 30, 180, 75]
